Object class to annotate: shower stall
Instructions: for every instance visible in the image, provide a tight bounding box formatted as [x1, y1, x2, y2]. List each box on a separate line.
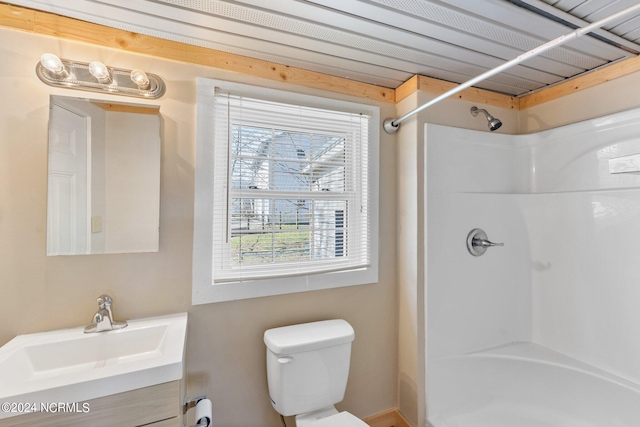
[425, 107, 640, 426]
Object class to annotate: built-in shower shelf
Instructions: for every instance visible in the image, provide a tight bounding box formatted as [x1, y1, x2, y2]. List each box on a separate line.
[609, 153, 640, 174]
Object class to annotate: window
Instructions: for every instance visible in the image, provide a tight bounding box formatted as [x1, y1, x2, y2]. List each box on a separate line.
[192, 78, 379, 304]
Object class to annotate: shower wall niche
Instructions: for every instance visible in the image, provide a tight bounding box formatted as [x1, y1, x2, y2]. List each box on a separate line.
[425, 108, 640, 424]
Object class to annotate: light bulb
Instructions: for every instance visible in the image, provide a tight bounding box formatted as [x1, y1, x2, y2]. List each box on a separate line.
[40, 53, 69, 77]
[89, 61, 111, 82]
[130, 69, 150, 89]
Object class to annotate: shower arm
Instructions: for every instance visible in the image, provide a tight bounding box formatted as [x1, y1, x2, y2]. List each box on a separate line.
[382, 2, 640, 134]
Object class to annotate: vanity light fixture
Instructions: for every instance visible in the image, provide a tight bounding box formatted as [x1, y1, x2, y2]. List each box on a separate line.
[36, 53, 165, 99]
[130, 69, 150, 90]
[88, 61, 112, 83]
[40, 53, 70, 78]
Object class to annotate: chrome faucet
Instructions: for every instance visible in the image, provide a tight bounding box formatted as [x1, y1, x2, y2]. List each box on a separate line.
[84, 294, 128, 333]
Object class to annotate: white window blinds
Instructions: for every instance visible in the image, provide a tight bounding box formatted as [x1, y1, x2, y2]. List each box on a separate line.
[211, 90, 371, 283]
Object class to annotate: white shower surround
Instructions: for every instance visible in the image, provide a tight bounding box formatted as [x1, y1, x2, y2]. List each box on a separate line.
[429, 342, 640, 426]
[425, 107, 640, 426]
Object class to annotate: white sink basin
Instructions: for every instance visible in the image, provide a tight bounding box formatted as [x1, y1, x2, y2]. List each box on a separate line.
[0, 312, 187, 419]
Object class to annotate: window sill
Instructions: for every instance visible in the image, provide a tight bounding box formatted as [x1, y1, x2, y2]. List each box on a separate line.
[192, 265, 378, 304]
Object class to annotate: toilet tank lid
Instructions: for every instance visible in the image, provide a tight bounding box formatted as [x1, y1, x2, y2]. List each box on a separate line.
[264, 319, 355, 355]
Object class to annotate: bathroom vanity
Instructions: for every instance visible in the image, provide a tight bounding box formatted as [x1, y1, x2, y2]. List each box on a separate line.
[0, 381, 181, 427]
[0, 313, 187, 427]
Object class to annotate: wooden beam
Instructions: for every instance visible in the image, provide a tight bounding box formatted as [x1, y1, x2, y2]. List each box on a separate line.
[6, 2, 636, 111]
[519, 56, 640, 109]
[397, 57, 640, 110]
[415, 75, 519, 110]
[397, 59, 640, 111]
[395, 74, 519, 110]
[0, 3, 394, 103]
[91, 102, 160, 115]
[0, 3, 33, 31]
[394, 75, 420, 104]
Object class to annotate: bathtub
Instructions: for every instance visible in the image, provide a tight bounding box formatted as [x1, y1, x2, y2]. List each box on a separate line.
[427, 342, 640, 427]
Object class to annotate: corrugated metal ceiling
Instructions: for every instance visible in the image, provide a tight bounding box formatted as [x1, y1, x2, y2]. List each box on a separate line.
[6, 0, 640, 96]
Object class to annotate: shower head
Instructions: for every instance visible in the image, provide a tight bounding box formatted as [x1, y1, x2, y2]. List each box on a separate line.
[470, 106, 502, 131]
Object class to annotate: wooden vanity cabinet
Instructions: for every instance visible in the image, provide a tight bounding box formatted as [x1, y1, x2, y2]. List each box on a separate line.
[0, 381, 181, 427]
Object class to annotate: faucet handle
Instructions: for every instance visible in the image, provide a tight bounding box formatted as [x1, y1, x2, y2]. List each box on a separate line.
[472, 238, 504, 248]
[466, 228, 504, 257]
[97, 294, 113, 308]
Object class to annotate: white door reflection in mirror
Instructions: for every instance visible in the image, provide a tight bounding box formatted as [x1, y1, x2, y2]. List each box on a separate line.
[46, 96, 161, 256]
[47, 104, 89, 255]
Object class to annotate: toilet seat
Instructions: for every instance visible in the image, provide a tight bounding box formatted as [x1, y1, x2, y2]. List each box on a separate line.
[308, 411, 368, 427]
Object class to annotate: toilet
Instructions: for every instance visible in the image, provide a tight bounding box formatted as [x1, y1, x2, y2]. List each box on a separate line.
[264, 319, 369, 427]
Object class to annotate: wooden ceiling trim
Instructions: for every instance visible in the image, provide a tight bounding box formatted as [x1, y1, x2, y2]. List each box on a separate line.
[417, 75, 519, 110]
[91, 102, 160, 115]
[518, 55, 640, 109]
[0, 3, 395, 103]
[0, 3, 33, 31]
[3, 3, 640, 111]
[395, 75, 519, 110]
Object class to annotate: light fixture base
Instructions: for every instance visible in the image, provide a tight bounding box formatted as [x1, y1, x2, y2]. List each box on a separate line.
[36, 59, 165, 99]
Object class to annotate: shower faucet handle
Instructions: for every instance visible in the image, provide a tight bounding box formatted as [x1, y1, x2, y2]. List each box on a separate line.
[467, 228, 503, 256]
[472, 238, 504, 248]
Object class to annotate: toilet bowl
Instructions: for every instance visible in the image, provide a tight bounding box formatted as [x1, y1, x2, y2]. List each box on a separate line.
[264, 319, 368, 427]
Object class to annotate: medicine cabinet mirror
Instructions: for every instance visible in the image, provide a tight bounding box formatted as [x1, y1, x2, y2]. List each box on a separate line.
[46, 95, 161, 256]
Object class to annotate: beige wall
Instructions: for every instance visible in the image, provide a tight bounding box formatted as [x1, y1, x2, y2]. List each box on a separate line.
[395, 93, 422, 427]
[0, 27, 398, 426]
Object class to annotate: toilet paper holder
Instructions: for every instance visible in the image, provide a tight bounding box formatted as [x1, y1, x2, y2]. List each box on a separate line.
[183, 395, 212, 427]
[183, 395, 206, 414]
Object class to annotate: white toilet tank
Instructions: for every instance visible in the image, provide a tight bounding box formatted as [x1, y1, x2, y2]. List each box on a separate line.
[264, 319, 355, 417]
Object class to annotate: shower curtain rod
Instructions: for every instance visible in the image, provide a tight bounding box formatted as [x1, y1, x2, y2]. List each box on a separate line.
[383, 2, 640, 134]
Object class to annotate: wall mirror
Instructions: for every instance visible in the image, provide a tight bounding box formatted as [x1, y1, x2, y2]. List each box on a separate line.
[47, 95, 161, 256]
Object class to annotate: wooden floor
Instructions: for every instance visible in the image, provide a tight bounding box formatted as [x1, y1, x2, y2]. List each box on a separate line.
[363, 409, 412, 427]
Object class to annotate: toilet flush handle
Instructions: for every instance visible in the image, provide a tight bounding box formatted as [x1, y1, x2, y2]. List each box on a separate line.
[277, 356, 294, 364]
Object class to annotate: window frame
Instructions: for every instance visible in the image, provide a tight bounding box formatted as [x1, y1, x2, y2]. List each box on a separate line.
[192, 78, 379, 304]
